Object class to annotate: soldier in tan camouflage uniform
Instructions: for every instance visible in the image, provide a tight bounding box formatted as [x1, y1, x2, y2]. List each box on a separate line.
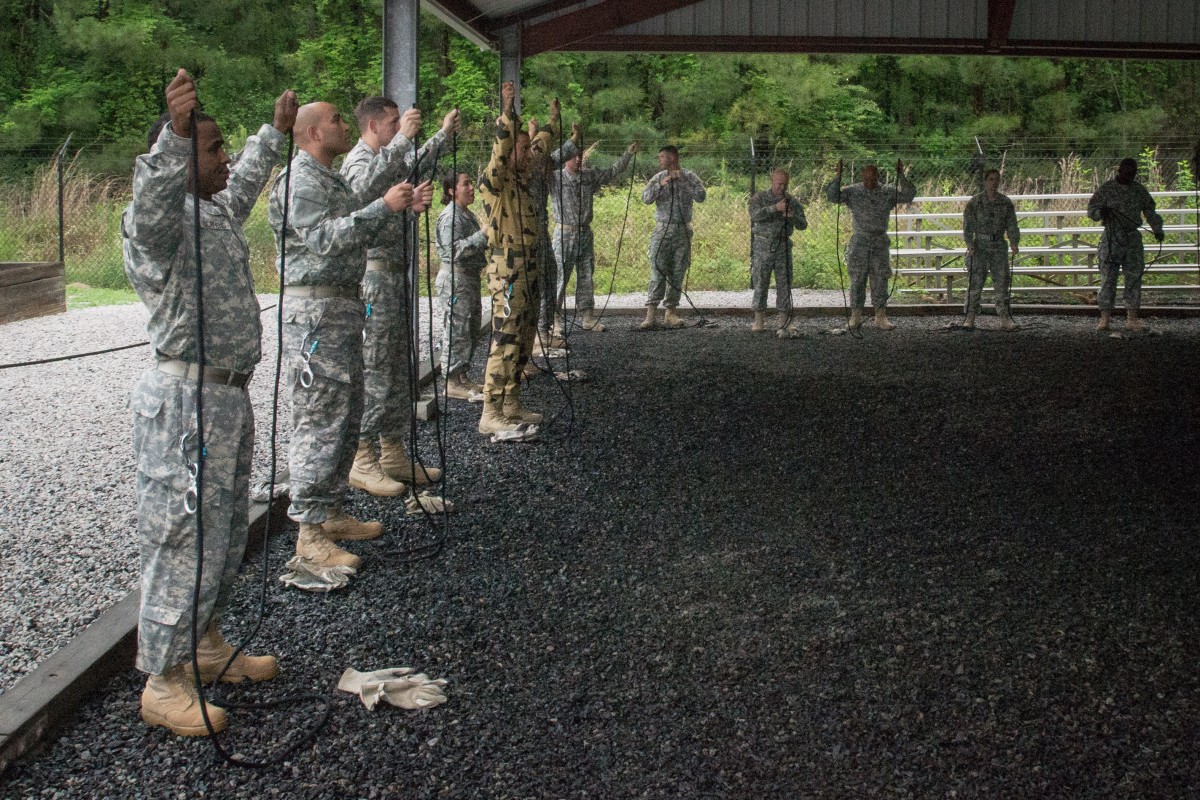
[341, 97, 451, 496]
[1087, 158, 1165, 332]
[269, 101, 429, 569]
[962, 169, 1021, 330]
[124, 71, 292, 736]
[525, 104, 578, 350]
[476, 81, 544, 434]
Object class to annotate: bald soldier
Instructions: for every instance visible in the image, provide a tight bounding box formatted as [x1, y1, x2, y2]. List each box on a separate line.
[748, 169, 807, 332]
[1088, 157, 1165, 332]
[269, 101, 430, 570]
[825, 161, 915, 330]
[124, 71, 292, 735]
[341, 97, 453, 496]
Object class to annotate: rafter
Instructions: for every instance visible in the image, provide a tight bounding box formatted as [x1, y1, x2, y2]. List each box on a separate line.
[521, 0, 705, 56]
[986, 0, 1017, 53]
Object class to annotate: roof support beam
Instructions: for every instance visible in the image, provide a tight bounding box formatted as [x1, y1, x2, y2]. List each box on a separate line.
[521, 0, 705, 56]
[986, 0, 1017, 53]
[423, 0, 494, 49]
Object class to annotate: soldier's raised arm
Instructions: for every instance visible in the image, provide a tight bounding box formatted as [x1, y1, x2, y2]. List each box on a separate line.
[221, 89, 294, 224]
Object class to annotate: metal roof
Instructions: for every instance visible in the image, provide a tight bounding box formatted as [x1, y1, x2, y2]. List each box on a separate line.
[421, 0, 1200, 59]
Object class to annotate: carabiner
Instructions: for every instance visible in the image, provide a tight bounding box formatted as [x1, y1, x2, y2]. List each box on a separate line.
[500, 283, 513, 319]
[179, 432, 200, 515]
[299, 338, 318, 388]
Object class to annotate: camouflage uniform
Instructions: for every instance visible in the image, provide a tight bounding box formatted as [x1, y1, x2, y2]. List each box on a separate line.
[748, 190, 808, 313]
[824, 174, 916, 310]
[1087, 179, 1164, 313]
[123, 122, 283, 675]
[477, 111, 542, 402]
[341, 131, 446, 443]
[434, 202, 487, 377]
[963, 191, 1020, 316]
[549, 150, 635, 312]
[527, 125, 576, 332]
[642, 170, 706, 308]
[268, 149, 398, 524]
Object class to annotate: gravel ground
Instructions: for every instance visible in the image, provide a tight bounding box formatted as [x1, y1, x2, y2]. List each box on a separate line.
[4, 308, 1199, 797]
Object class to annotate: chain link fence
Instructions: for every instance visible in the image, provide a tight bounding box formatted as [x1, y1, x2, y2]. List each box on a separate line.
[2, 135, 1197, 303]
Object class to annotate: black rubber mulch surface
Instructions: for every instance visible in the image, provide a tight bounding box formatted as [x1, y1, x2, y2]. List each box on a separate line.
[5, 314, 1200, 799]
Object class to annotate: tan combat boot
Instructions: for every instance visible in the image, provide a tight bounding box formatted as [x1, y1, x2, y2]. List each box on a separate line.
[580, 311, 606, 331]
[662, 307, 684, 328]
[1096, 311, 1111, 331]
[323, 510, 384, 542]
[503, 389, 544, 425]
[848, 308, 863, 330]
[962, 312, 977, 330]
[751, 311, 765, 332]
[296, 523, 362, 570]
[191, 625, 279, 684]
[479, 397, 520, 434]
[379, 437, 442, 486]
[639, 306, 660, 330]
[1125, 311, 1147, 333]
[874, 308, 895, 330]
[141, 664, 227, 736]
[348, 440, 406, 497]
[999, 313, 1018, 331]
[444, 371, 482, 401]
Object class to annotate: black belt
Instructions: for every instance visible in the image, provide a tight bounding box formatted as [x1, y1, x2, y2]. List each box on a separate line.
[156, 359, 252, 388]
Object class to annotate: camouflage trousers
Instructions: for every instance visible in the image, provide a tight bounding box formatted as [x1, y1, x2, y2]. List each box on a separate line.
[965, 244, 1012, 316]
[130, 368, 253, 675]
[1097, 230, 1146, 312]
[483, 248, 538, 402]
[647, 222, 692, 307]
[846, 233, 892, 310]
[750, 242, 794, 313]
[535, 221, 554, 331]
[553, 226, 598, 313]
[361, 268, 413, 440]
[283, 296, 365, 524]
[436, 264, 483, 377]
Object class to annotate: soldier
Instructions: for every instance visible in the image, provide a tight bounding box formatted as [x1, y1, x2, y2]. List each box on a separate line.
[124, 70, 293, 736]
[1087, 158, 1164, 332]
[476, 81, 544, 434]
[748, 169, 808, 333]
[641, 145, 707, 330]
[825, 161, 915, 331]
[269, 101, 429, 570]
[549, 136, 638, 332]
[525, 104, 579, 350]
[341, 97, 453, 496]
[962, 168, 1021, 330]
[435, 171, 490, 400]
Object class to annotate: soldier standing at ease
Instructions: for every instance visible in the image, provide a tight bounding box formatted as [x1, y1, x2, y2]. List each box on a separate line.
[1088, 158, 1164, 332]
[549, 135, 638, 332]
[341, 97, 452, 496]
[269, 101, 428, 570]
[124, 70, 293, 736]
[476, 81, 546, 435]
[825, 161, 915, 331]
[748, 169, 807, 333]
[641, 145, 706, 330]
[962, 168, 1021, 330]
[435, 171, 490, 400]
